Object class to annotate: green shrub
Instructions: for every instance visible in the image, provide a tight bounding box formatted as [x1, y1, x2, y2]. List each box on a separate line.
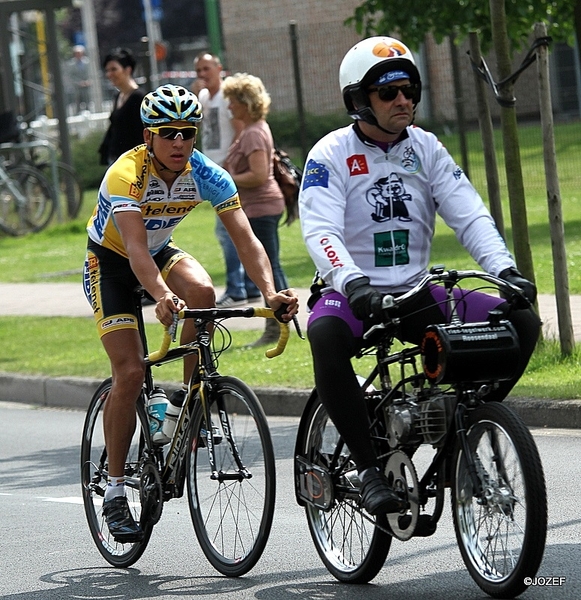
[71, 131, 108, 190]
[268, 111, 352, 164]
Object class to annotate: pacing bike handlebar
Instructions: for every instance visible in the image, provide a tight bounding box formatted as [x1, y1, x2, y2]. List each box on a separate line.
[147, 305, 290, 362]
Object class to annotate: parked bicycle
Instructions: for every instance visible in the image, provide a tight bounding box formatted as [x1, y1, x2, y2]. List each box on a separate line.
[0, 157, 55, 235]
[1, 124, 83, 219]
[81, 288, 289, 575]
[294, 266, 547, 598]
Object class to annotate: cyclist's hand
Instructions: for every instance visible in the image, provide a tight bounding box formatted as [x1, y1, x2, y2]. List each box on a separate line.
[155, 291, 185, 326]
[267, 288, 299, 322]
[345, 276, 383, 320]
[498, 267, 537, 305]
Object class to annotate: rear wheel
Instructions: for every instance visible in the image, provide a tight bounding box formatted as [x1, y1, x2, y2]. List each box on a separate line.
[296, 392, 391, 583]
[80, 378, 154, 567]
[0, 165, 54, 235]
[187, 376, 276, 576]
[452, 402, 547, 598]
[39, 161, 83, 218]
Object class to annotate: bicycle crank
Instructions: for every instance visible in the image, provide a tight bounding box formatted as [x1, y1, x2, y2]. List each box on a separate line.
[140, 461, 163, 525]
[384, 450, 419, 540]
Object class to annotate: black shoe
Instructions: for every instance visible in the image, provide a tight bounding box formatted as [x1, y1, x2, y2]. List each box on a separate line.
[359, 468, 407, 515]
[103, 496, 144, 543]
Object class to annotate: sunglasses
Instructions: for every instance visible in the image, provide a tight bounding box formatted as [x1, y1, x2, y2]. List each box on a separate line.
[368, 83, 420, 103]
[148, 125, 198, 140]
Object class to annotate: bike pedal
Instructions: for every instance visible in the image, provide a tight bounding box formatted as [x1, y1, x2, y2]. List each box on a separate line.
[406, 514, 438, 537]
[295, 456, 334, 510]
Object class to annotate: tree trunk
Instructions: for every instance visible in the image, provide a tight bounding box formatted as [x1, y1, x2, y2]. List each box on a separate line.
[489, 0, 536, 289]
[468, 31, 505, 239]
[534, 22, 575, 355]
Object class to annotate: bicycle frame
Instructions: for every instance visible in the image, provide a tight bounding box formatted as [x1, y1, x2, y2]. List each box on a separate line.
[134, 289, 286, 499]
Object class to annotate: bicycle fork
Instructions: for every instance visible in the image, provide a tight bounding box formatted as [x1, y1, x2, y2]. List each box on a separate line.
[202, 381, 252, 482]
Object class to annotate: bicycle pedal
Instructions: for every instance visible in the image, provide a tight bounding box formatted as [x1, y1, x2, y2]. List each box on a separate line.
[295, 456, 334, 510]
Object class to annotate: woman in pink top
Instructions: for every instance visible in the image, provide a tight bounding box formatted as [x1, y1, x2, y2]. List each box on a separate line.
[223, 72, 290, 345]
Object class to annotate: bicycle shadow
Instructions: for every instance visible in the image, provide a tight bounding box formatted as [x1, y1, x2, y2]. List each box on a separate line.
[3, 542, 578, 600]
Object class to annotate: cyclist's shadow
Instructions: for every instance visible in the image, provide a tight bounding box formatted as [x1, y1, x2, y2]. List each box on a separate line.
[4, 567, 255, 598]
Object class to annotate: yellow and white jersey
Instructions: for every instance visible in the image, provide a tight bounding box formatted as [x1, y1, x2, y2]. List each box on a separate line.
[87, 144, 240, 257]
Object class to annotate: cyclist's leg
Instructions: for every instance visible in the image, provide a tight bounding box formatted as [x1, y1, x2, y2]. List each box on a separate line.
[158, 243, 215, 384]
[308, 292, 406, 514]
[101, 329, 145, 480]
[83, 241, 145, 540]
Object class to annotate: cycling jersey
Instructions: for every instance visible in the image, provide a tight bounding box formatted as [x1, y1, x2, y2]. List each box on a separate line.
[299, 123, 515, 297]
[87, 144, 240, 257]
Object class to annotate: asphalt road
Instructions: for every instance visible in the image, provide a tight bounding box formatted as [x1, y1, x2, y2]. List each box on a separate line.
[1, 401, 580, 599]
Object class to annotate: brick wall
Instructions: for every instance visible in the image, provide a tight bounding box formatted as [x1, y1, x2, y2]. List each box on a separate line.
[219, 0, 546, 123]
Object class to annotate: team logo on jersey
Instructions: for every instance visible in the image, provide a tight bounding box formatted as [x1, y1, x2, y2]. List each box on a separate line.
[303, 159, 329, 189]
[374, 230, 410, 267]
[401, 146, 420, 173]
[366, 173, 413, 223]
[128, 184, 141, 199]
[346, 154, 369, 176]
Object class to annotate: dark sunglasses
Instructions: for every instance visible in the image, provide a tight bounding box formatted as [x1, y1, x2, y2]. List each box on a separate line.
[368, 83, 420, 103]
[148, 125, 198, 140]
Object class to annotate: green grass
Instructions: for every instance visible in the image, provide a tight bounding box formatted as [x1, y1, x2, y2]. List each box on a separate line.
[1, 120, 581, 398]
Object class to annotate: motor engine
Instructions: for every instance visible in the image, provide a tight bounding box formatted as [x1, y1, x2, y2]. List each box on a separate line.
[384, 389, 457, 449]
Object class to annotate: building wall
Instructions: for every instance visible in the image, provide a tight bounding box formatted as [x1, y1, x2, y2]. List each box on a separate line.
[219, 0, 567, 125]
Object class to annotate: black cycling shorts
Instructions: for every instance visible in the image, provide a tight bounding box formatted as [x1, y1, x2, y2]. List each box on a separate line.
[83, 239, 192, 337]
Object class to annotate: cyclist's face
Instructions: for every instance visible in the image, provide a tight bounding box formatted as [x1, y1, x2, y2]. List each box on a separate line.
[144, 121, 195, 171]
[368, 79, 414, 135]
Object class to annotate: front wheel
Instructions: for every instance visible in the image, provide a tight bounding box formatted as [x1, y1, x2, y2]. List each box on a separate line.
[186, 376, 276, 577]
[452, 402, 547, 598]
[80, 378, 154, 567]
[296, 391, 391, 583]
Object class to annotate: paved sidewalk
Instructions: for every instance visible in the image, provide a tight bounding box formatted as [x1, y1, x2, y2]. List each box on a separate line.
[0, 282, 580, 339]
[1, 283, 580, 427]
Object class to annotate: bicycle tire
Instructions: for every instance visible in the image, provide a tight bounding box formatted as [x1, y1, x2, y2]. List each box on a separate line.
[8, 164, 55, 233]
[451, 402, 547, 598]
[186, 376, 276, 577]
[296, 391, 391, 583]
[80, 378, 154, 567]
[38, 161, 83, 219]
[0, 165, 55, 235]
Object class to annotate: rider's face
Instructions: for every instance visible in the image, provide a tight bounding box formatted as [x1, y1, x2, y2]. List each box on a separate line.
[144, 121, 195, 172]
[368, 79, 414, 135]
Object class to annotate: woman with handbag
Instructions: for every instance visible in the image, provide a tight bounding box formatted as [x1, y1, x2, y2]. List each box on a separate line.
[222, 72, 290, 346]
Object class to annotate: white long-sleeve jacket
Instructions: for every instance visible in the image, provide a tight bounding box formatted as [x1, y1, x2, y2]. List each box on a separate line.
[299, 123, 515, 296]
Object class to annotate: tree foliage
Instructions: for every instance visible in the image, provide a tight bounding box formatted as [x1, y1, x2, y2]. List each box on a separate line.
[346, 0, 576, 53]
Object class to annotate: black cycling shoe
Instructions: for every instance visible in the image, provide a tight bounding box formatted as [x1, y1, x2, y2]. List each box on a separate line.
[103, 496, 144, 543]
[359, 468, 407, 515]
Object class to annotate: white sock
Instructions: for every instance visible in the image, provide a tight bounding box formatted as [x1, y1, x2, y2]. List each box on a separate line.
[104, 476, 125, 501]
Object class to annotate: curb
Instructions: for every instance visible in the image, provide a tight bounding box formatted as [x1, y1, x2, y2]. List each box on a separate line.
[1, 372, 580, 427]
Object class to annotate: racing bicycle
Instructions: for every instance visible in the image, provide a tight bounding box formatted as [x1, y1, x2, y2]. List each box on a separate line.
[81, 288, 289, 576]
[294, 266, 547, 598]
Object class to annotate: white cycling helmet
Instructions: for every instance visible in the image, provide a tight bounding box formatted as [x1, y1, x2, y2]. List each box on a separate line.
[339, 36, 421, 125]
[141, 84, 203, 126]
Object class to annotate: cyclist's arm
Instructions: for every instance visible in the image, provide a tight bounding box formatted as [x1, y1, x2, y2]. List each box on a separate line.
[114, 211, 185, 324]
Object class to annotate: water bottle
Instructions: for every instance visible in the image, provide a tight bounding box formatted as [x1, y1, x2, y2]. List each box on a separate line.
[160, 388, 187, 442]
[146, 387, 169, 444]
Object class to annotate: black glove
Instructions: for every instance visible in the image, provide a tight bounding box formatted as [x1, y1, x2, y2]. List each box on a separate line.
[345, 277, 383, 320]
[498, 267, 537, 304]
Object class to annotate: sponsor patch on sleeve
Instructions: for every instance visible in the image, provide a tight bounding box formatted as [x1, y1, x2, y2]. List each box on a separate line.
[303, 159, 329, 190]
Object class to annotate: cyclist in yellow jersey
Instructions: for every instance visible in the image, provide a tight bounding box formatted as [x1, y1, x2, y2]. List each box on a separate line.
[83, 84, 298, 542]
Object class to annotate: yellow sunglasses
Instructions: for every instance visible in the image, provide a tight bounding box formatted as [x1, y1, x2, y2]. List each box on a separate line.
[148, 125, 198, 140]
